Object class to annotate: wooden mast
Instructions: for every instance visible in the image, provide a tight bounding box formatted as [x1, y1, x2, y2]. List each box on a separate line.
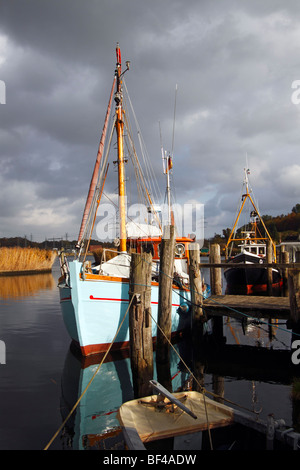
[115, 43, 127, 253]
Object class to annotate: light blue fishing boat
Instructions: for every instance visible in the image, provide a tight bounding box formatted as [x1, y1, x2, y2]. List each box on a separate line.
[58, 44, 209, 356]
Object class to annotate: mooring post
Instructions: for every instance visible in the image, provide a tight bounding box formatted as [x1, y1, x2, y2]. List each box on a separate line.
[188, 243, 204, 342]
[209, 243, 223, 340]
[288, 268, 300, 325]
[281, 250, 289, 297]
[156, 224, 175, 391]
[266, 240, 273, 296]
[129, 251, 153, 398]
[209, 243, 222, 295]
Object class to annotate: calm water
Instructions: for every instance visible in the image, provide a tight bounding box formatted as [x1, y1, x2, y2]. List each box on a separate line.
[0, 258, 298, 450]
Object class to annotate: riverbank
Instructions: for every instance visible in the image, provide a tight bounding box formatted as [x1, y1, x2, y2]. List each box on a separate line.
[0, 247, 57, 275]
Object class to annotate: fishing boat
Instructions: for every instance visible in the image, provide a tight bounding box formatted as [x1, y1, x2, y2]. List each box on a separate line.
[224, 168, 282, 295]
[58, 44, 208, 356]
[117, 380, 300, 450]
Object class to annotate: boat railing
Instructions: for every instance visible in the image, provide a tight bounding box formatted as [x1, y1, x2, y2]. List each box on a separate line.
[58, 249, 70, 285]
[101, 248, 119, 264]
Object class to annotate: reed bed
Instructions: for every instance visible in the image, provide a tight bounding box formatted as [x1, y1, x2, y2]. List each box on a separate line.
[0, 247, 57, 272]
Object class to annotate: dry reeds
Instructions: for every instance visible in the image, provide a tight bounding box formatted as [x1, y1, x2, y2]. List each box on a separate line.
[92, 246, 118, 265]
[0, 247, 57, 272]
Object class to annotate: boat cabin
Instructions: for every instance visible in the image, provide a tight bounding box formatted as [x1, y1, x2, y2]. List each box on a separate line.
[239, 232, 266, 257]
[132, 236, 195, 261]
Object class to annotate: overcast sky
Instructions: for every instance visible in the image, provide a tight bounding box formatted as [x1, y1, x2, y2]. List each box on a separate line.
[0, 0, 300, 243]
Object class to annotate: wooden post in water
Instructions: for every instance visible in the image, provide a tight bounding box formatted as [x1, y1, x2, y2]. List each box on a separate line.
[156, 224, 175, 392]
[129, 251, 153, 398]
[209, 244, 222, 295]
[281, 250, 289, 297]
[288, 268, 300, 325]
[188, 243, 204, 342]
[266, 240, 273, 296]
[209, 243, 223, 340]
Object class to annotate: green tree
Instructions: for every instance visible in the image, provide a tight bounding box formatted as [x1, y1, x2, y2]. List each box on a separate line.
[292, 204, 300, 214]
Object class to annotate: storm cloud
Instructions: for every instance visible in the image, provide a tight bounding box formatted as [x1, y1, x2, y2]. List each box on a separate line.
[0, 0, 300, 241]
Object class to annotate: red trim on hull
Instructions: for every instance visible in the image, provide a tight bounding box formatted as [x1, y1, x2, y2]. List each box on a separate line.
[89, 295, 180, 307]
[60, 296, 72, 302]
[89, 295, 128, 302]
[246, 280, 283, 295]
[78, 331, 182, 356]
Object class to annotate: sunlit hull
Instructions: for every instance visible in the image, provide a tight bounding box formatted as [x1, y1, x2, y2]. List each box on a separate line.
[59, 260, 191, 356]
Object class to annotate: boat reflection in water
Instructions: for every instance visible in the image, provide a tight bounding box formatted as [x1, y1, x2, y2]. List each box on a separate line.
[0, 272, 55, 299]
[60, 337, 193, 450]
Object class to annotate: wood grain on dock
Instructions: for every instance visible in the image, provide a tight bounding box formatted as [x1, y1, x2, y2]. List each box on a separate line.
[203, 295, 290, 319]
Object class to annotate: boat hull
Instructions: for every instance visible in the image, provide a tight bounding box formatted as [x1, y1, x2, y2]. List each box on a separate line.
[59, 260, 191, 356]
[224, 253, 283, 295]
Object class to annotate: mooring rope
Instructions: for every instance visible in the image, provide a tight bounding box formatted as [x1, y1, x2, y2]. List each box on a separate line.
[43, 293, 136, 450]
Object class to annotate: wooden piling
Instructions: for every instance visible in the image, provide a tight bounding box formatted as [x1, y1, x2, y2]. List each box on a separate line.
[129, 251, 153, 398]
[188, 243, 204, 341]
[281, 250, 289, 297]
[266, 240, 273, 296]
[209, 244, 222, 295]
[209, 244, 224, 339]
[288, 268, 300, 325]
[156, 224, 175, 391]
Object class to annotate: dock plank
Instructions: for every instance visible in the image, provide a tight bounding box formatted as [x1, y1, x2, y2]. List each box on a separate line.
[203, 295, 290, 319]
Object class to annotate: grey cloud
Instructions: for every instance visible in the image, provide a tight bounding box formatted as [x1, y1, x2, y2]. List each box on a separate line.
[0, 0, 299, 240]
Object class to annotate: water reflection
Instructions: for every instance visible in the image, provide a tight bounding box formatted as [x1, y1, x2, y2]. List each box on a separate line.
[59, 339, 193, 450]
[59, 331, 300, 450]
[0, 273, 55, 299]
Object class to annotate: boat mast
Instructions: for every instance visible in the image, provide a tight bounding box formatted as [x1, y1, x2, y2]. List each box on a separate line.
[166, 153, 172, 225]
[225, 168, 277, 260]
[115, 43, 129, 253]
[160, 129, 172, 227]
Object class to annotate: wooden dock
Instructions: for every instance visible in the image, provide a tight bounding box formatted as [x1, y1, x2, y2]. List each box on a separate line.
[203, 295, 290, 320]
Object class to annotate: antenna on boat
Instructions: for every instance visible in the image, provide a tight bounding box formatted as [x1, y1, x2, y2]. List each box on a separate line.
[159, 85, 178, 227]
[171, 84, 178, 159]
